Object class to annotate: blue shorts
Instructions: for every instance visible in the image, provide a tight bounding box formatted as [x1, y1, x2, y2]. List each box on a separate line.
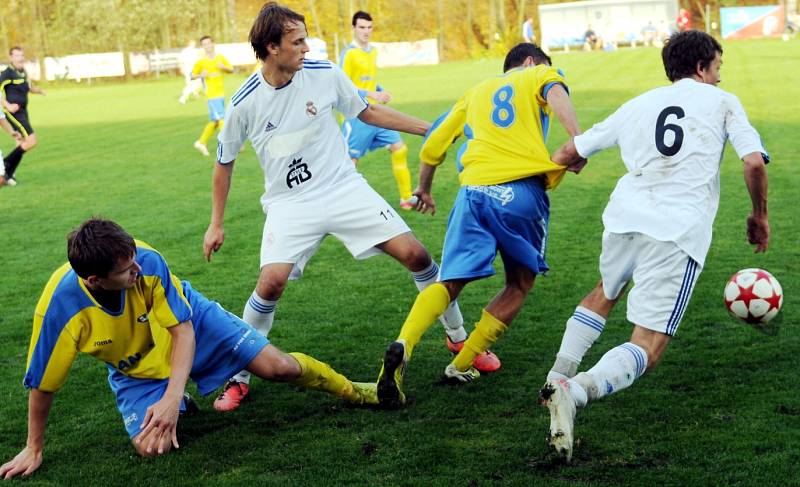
[439, 176, 550, 281]
[342, 117, 402, 159]
[108, 281, 269, 438]
[207, 97, 225, 121]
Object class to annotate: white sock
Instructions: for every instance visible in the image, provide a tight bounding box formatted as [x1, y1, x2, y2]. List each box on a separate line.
[234, 292, 277, 385]
[583, 342, 648, 401]
[548, 306, 606, 379]
[411, 261, 466, 341]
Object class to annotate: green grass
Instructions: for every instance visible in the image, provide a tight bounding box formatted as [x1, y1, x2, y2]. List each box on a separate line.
[1, 38, 798, 485]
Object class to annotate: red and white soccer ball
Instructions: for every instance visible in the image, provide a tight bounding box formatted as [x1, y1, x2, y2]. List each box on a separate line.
[724, 268, 783, 324]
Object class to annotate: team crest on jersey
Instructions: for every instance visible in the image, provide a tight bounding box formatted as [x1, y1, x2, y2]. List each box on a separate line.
[286, 157, 312, 188]
[264, 121, 277, 133]
[137, 314, 149, 323]
[305, 101, 317, 118]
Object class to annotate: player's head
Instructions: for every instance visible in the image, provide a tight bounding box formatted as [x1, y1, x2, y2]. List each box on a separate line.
[250, 1, 308, 70]
[9, 46, 24, 68]
[200, 35, 214, 54]
[68, 218, 139, 290]
[662, 30, 722, 85]
[352, 11, 373, 44]
[503, 43, 551, 72]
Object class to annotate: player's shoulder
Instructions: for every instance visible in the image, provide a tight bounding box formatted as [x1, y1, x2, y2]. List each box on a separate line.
[134, 240, 169, 272]
[37, 263, 92, 318]
[302, 59, 336, 71]
[229, 71, 263, 110]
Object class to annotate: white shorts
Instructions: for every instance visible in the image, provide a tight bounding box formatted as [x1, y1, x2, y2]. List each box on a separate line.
[600, 231, 702, 336]
[260, 178, 411, 278]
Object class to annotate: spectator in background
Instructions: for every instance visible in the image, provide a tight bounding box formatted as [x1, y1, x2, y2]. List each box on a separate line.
[1, 46, 45, 187]
[677, 9, 691, 32]
[584, 25, 602, 51]
[642, 21, 658, 46]
[178, 40, 202, 104]
[522, 15, 536, 43]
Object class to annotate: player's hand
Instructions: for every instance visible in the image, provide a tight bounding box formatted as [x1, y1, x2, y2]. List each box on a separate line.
[6, 103, 19, 113]
[11, 132, 22, 143]
[371, 91, 392, 104]
[203, 224, 225, 261]
[0, 446, 43, 479]
[413, 188, 436, 215]
[567, 158, 588, 174]
[746, 214, 769, 253]
[199, 70, 208, 79]
[136, 395, 181, 454]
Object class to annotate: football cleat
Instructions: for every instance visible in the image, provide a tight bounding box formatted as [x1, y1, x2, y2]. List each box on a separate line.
[539, 379, 577, 462]
[347, 381, 380, 406]
[5, 177, 17, 187]
[443, 363, 480, 383]
[181, 393, 200, 417]
[193, 140, 210, 156]
[213, 380, 249, 412]
[399, 195, 418, 211]
[377, 340, 407, 409]
[445, 336, 502, 373]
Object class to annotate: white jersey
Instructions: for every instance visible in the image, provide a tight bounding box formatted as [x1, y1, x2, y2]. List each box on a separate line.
[218, 59, 369, 210]
[574, 78, 766, 265]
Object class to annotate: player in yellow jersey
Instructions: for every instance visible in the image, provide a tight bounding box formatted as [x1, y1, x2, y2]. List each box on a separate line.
[192, 35, 233, 157]
[339, 11, 416, 210]
[0, 218, 377, 479]
[376, 44, 586, 408]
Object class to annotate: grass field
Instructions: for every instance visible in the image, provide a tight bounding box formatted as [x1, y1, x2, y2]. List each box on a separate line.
[1, 38, 798, 486]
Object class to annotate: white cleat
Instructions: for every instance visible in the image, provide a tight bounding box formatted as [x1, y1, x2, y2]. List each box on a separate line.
[443, 363, 480, 383]
[194, 140, 210, 156]
[539, 379, 577, 462]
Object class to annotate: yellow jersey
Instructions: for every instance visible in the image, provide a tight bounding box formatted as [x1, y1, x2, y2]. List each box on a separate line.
[420, 65, 568, 189]
[192, 54, 232, 99]
[24, 241, 193, 392]
[339, 42, 381, 103]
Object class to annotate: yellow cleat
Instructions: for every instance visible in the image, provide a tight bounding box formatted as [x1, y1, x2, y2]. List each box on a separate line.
[347, 381, 379, 406]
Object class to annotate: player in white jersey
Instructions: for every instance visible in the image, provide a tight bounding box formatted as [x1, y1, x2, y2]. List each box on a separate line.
[202, 2, 465, 412]
[537, 30, 770, 461]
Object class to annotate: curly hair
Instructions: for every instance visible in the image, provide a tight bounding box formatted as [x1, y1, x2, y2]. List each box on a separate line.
[661, 30, 722, 82]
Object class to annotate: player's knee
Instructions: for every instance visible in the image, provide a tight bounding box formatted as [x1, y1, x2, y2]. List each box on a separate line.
[255, 348, 300, 381]
[256, 273, 288, 299]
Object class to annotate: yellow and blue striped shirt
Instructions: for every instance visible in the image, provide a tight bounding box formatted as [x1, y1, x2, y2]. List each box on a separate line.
[24, 241, 192, 392]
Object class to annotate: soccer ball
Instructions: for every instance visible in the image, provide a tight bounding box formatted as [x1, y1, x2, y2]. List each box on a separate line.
[724, 268, 783, 324]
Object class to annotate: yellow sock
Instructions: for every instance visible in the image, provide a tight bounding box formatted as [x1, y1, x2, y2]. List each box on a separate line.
[390, 145, 412, 201]
[288, 352, 355, 400]
[452, 309, 508, 371]
[199, 122, 217, 145]
[397, 283, 451, 359]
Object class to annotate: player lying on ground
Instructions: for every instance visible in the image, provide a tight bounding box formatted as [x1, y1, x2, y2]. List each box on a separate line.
[204, 2, 464, 412]
[0, 218, 377, 480]
[539, 30, 770, 461]
[375, 42, 584, 409]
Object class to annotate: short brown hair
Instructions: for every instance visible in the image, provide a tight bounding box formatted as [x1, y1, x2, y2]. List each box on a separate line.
[662, 30, 722, 82]
[9, 46, 22, 55]
[249, 2, 306, 61]
[67, 218, 136, 279]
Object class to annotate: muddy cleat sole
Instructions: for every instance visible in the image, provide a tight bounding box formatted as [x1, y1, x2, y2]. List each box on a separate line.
[347, 381, 379, 406]
[213, 380, 250, 412]
[377, 340, 407, 409]
[539, 379, 577, 462]
[443, 363, 480, 383]
[445, 337, 502, 373]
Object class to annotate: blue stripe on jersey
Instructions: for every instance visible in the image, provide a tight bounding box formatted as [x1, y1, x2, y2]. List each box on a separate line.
[303, 59, 330, 64]
[303, 66, 332, 70]
[541, 81, 569, 99]
[540, 107, 550, 142]
[232, 82, 260, 106]
[135, 246, 192, 324]
[231, 74, 259, 104]
[24, 270, 94, 389]
[455, 123, 475, 174]
[424, 110, 452, 145]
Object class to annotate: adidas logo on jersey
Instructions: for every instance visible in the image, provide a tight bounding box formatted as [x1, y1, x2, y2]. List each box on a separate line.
[265, 121, 277, 133]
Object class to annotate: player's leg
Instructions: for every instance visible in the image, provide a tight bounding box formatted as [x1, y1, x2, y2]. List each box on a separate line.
[445, 264, 535, 382]
[2, 111, 32, 184]
[385, 139, 414, 209]
[245, 345, 377, 405]
[541, 235, 701, 461]
[195, 98, 223, 156]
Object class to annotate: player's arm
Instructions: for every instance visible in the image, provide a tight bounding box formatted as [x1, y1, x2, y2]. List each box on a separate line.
[414, 105, 467, 215]
[742, 152, 768, 253]
[190, 61, 205, 80]
[358, 103, 430, 136]
[204, 161, 234, 261]
[218, 56, 234, 74]
[30, 83, 46, 96]
[0, 389, 53, 479]
[136, 321, 195, 455]
[545, 83, 587, 172]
